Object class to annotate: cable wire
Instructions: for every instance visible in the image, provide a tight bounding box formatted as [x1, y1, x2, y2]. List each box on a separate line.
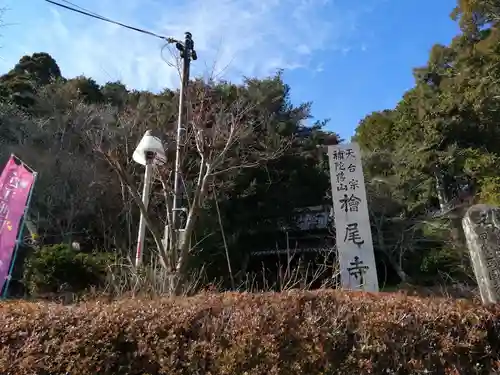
[44, 0, 177, 43]
[59, 0, 106, 19]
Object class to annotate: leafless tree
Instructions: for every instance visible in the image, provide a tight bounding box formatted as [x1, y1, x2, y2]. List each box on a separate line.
[83, 79, 289, 294]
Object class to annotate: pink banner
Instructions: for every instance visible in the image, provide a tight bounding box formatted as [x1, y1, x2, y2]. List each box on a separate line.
[0, 156, 34, 291]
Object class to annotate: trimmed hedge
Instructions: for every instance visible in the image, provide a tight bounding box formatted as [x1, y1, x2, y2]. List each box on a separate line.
[0, 290, 499, 374]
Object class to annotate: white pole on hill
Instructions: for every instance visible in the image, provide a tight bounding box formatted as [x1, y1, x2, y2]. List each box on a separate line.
[171, 32, 197, 260]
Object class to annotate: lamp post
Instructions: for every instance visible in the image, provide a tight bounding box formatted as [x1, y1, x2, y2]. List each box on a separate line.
[132, 130, 166, 267]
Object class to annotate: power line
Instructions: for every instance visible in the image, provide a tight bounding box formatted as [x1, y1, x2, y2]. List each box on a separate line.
[44, 0, 178, 43]
[59, 0, 106, 19]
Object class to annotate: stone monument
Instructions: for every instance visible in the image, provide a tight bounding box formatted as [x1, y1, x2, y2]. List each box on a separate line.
[462, 204, 500, 304]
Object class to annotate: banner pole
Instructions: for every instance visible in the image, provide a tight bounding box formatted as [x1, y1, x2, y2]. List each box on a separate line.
[2, 171, 38, 298]
[11, 154, 36, 174]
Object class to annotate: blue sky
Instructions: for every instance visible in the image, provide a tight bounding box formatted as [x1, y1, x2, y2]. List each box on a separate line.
[1, 0, 460, 140]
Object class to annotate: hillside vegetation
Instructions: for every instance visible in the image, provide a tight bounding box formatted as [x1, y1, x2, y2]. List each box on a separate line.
[4, 0, 500, 293]
[2, 0, 500, 374]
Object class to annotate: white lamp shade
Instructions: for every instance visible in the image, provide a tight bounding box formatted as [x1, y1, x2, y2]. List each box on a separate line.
[132, 130, 166, 165]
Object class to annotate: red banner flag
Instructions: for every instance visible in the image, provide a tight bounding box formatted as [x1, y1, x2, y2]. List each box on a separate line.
[0, 156, 35, 292]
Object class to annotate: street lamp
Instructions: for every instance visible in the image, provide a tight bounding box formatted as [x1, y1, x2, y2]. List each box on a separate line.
[132, 130, 166, 267]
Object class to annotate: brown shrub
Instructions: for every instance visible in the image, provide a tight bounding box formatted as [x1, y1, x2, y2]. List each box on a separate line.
[0, 290, 499, 375]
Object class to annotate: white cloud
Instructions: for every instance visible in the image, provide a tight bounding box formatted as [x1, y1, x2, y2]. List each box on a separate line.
[1, 0, 373, 92]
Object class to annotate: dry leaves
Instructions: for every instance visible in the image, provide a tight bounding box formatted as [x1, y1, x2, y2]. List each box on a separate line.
[0, 290, 499, 374]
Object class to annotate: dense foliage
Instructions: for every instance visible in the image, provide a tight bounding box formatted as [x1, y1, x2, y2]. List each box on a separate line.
[2, 0, 500, 294]
[0, 51, 340, 293]
[22, 244, 112, 295]
[352, 0, 500, 285]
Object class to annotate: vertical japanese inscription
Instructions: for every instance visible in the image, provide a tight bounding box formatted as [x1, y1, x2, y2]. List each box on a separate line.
[332, 151, 359, 192]
[339, 194, 361, 213]
[477, 230, 500, 296]
[344, 223, 364, 247]
[0, 170, 20, 229]
[347, 256, 369, 286]
[328, 142, 379, 292]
